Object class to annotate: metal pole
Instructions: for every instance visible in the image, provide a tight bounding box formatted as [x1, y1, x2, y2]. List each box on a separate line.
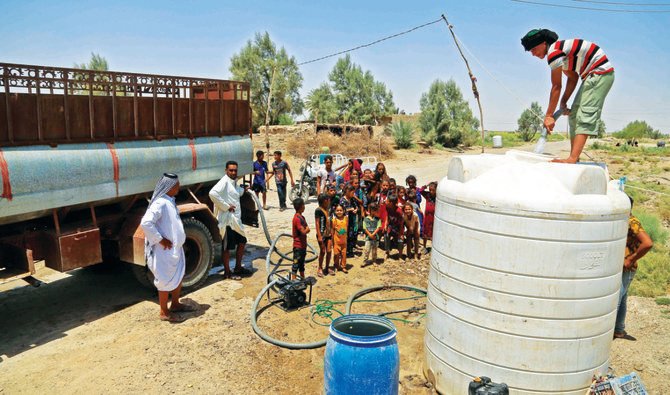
[441, 14, 485, 154]
[263, 65, 277, 152]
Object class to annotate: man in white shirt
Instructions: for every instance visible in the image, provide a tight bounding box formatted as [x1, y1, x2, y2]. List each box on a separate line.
[316, 155, 336, 195]
[141, 173, 195, 322]
[209, 161, 248, 280]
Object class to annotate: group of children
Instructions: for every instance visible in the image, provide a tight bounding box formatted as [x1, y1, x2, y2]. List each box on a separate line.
[291, 157, 437, 278]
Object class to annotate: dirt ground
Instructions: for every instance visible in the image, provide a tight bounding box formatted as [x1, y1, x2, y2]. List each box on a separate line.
[1, 141, 669, 394]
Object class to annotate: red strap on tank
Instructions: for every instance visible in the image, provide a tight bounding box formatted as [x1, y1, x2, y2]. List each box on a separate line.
[0, 149, 12, 201]
[106, 143, 120, 196]
[188, 139, 198, 170]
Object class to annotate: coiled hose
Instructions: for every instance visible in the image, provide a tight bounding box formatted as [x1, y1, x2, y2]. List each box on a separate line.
[248, 192, 428, 349]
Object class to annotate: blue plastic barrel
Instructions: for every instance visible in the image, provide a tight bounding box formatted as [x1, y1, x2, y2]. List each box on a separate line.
[324, 314, 399, 395]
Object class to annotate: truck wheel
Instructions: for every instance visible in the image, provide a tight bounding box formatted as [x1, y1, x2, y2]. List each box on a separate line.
[180, 217, 214, 291]
[131, 217, 214, 292]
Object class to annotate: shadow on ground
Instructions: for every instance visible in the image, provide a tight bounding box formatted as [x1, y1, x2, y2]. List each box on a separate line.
[0, 242, 270, 360]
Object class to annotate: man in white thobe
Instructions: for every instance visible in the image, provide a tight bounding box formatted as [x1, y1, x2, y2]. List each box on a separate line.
[209, 160, 248, 280]
[141, 173, 194, 322]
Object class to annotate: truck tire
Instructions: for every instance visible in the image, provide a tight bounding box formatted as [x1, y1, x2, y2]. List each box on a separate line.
[131, 217, 214, 292]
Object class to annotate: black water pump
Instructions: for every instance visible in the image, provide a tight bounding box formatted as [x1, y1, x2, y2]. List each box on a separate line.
[266, 270, 316, 311]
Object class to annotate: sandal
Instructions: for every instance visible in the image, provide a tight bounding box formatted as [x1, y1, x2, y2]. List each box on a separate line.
[223, 272, 242, 281]
[160, 313, 185, 323]
[233, 267, 252, 276]
[317, 270, 324, 278]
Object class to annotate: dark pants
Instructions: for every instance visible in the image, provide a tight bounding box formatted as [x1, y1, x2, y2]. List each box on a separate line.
[292, 248, 306, 274]
[277, 183, 287, 208]
[346, 214, 357, 255]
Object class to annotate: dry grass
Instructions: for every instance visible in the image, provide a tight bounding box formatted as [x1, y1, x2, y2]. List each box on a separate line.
[286, 131, 395, 160]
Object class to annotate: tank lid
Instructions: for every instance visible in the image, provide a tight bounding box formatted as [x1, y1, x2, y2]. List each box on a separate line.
[442, 152, 630, 217]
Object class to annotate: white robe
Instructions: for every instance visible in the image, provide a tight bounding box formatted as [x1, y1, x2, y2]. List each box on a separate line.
[140, 196, 186, 292]
[209, 174, 246, 238]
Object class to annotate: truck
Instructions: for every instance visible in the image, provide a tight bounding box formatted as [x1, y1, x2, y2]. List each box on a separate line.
[0, 62, 258, 291]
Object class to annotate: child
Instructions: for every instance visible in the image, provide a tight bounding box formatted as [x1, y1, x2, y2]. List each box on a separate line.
[252, 150, 269, 210]
[382, 194, 404, 260]
[327, 184, 340, 216]
[377, 180, 390, 205]
[397, 186, 407, 207]
[388, 178, 397, 195]
[339, 184, 359, 258]
[407, 186, 424, 238]
[351, 176, 367, 236]
[421, 182, 437, 253]
[314, 193, 333, 277]
[403, 203, 421, 260]
[292, 198, 310, 279]
[331, 205, 348, 273]
[405, 175, 422, 205]
[267, 150, 294, 211]
[363, 202, 382, 266]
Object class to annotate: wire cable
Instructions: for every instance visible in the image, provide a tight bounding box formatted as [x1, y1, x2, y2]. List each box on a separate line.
[298, 18, 443, 66]
[571, 0, 670, 6]
[511, 0, 670, 12]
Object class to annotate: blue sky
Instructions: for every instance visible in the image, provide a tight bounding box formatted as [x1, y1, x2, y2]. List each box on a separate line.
[1, 0, 668, 132]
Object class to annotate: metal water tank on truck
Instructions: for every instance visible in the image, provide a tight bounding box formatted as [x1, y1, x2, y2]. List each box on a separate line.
[0, 62, 256, 290]
[424, 150, 630, 394]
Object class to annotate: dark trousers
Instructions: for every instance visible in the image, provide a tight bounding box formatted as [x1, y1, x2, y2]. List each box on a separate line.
[277, 183, 287, 208]
[346, 214, 357, 255]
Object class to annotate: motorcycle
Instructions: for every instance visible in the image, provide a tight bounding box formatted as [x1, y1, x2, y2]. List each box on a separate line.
[289, 157, 319, 201]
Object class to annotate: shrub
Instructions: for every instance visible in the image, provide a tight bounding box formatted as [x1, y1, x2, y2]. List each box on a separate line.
[656, 297, 670, 306]
[389, 120, 414, 149]
[634, 210, 669, 246]
[277, 113, 295, 126]
[629, 250, 670, 297]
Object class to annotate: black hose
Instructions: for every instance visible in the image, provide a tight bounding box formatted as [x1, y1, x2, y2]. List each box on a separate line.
[345, 284, 427, 315]
[250, 278, 329, 350]
[250, 192, 317, 268]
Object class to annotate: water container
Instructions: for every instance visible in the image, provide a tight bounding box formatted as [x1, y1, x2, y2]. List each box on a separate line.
[325, 314, 399, 395]
[424, 150, 630, 395]
[492, 135, 503, 148]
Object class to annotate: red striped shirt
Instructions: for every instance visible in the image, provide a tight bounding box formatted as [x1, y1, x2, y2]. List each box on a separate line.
[547, 39, 613, 80]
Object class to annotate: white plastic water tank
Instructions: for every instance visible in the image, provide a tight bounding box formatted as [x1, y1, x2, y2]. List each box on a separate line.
[424, 150, 629, 395]
[492, 135, 503, 148]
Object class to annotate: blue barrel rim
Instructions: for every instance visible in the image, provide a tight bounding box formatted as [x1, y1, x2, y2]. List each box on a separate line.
[329, 314, 397, 345]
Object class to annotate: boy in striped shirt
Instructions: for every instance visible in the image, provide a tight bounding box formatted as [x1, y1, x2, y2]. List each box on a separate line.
[522, 29, 614, 163]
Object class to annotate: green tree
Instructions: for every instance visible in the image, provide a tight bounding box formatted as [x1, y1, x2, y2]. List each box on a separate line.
[74, 52, 109, 71]
[305, 83, 337, 124]
[596, 120, 606, 138]
[73, 53, 110, 95]
[388, 120, 414, 149]
[613, 120, 660, 140]
[327, 55, 395, 125]
[229, 32, 303, 130]
[517, 102, 544, 142]
[418, 79, 479, 147]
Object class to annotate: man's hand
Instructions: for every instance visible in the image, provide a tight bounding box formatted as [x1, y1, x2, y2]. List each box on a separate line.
[228, 204, 236, 212]
[291, 180, 295, 187]
[159, 238, 173, 250]
[559, 102, 571, 116]
[623, 257, 635, 270]
[544, 116, 555, 133]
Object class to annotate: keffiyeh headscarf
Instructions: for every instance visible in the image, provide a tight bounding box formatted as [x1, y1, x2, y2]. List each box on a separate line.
[149, 173, 179, 206]
[521, 28, 558, 51]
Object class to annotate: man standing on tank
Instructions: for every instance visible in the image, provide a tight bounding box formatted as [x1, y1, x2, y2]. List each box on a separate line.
[521, 29, 614, 163]
[209, 161, 250, 280]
